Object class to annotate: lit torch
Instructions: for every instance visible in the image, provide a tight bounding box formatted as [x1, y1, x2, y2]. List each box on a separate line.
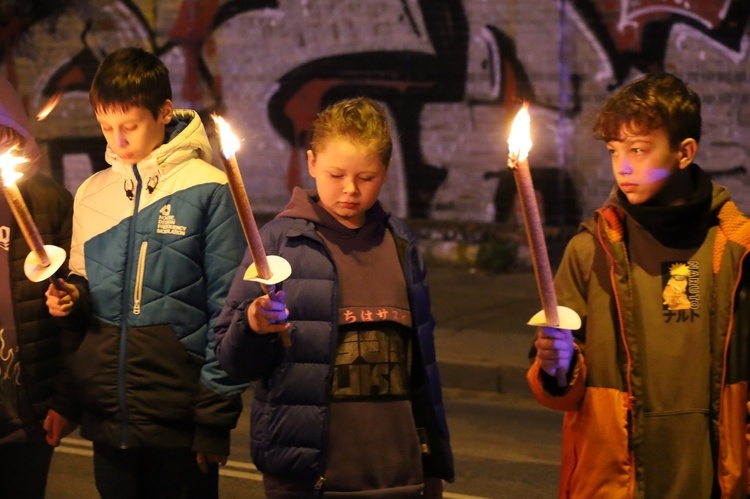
[212, 115, 292, 347]
[36, 91, 62, 121]
[507, 103, 580, 387]
[0, 146, 66, 288]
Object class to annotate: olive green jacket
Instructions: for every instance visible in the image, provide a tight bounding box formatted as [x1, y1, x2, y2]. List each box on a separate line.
[528, 188, 750, 498]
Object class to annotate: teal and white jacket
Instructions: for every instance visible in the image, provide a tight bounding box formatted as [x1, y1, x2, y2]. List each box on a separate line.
[66, 109, 247, 455]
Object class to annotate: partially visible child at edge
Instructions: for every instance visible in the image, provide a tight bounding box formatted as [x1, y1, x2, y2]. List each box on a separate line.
[0, 75, 75, 499]
[214, 97, 454, 497]
[45, 47, 247, 499]
[528, 72, 750, 498]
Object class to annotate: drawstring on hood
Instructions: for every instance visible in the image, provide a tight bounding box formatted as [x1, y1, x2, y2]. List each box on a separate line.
[122, 175, 159, 200]
[124, 179, 135, 200]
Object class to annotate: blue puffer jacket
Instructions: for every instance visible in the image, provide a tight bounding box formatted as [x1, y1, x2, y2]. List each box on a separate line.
[65, 110, 247, 455]
[215, 210, 454, 484]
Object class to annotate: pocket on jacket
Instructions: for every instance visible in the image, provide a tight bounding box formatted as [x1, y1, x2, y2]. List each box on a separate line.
[71, 321, 204, 423]
[125, 324, 204, 423]
[70, 321, 120, 416]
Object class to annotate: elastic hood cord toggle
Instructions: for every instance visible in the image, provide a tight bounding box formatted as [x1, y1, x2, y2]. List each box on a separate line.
[124, 179, 134, 200]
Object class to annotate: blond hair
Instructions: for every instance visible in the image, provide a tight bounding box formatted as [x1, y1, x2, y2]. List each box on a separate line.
[309, 97, 392, 166]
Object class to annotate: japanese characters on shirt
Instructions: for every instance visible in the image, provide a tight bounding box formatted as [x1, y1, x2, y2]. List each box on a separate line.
[662, 260, 700, 323]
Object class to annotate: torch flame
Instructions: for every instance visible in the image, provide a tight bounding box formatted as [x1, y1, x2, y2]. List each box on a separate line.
[212, 114, 240, 159]
[0, 147, 27, 186]
[507, 102, 532, 165]
[36, 91, 62, 121]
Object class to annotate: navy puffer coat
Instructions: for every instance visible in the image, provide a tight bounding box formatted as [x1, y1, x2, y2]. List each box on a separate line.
[215, 213, 454, 484]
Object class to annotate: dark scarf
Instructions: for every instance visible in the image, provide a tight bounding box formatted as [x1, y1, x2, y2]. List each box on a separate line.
[616, 164, 714, 248]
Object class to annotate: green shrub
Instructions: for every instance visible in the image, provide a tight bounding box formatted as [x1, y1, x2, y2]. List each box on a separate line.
[475, 238, 518, 273]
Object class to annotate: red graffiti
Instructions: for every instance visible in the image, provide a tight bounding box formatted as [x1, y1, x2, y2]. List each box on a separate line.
[574, 0, 750, 83]
[169, 0, 222, 103]
[600, 0, 729, 53]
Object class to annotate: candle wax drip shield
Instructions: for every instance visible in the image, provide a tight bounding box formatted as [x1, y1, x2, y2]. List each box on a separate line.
[243, 255, 292, 285]
[24, 244, 66, 282]
[527, 306, 582, 330]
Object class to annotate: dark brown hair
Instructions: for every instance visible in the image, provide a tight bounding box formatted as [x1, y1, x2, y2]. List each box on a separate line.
[593, 73, 701, 149]
[89, 47, 172, 119]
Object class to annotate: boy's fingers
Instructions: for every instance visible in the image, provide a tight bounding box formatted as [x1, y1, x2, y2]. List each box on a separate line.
[268, 289, 286, 304]
[538, 349, 572, 362]
[196, 453, 208, 474]
[540, 327, 570, 339]
[267, 324, 289, 334]
[259, 295, 287, 312]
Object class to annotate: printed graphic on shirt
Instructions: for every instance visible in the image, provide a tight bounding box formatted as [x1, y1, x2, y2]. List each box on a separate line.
[156, 204, 187, 236]
[0, 327, 23, 436]
[0, 329, 21, 386]
[662, 261, 700, 322]
[0, 226, 8, 252]
[331, 324, 409, 400]
[338, 306, 412, 327]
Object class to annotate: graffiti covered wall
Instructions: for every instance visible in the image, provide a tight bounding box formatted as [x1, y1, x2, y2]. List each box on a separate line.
[2, 0, 750, 222]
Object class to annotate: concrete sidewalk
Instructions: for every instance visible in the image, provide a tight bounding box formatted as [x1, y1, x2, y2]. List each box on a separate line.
[426, 266, 542, 397]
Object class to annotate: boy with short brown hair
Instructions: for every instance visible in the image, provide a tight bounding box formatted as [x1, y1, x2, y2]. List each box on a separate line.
[528, 73, 750, 498]
[45, 47, 246, 499]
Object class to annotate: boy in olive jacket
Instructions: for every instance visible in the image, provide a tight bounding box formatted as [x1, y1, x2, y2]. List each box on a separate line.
[528, 73, 750, 498]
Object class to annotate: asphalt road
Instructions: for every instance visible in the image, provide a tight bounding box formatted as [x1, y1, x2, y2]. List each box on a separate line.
[45, 388, 562, 498]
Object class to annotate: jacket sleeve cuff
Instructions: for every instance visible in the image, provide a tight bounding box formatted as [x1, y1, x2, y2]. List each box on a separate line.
[193, 424, 232, 456]
[46, 395, 81, 424]
[527, 349, 587, 411]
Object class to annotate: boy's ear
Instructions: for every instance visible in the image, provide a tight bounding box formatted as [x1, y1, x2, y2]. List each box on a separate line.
[159, 100, 174, 124]
[678, 138, 697, 169]
[306, 149, 316, 178]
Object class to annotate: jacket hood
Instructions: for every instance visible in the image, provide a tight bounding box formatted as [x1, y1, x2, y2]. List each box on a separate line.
[106, 109, 212, 182]
[276, 187, 388, 235]
[0, 75, 40, 178]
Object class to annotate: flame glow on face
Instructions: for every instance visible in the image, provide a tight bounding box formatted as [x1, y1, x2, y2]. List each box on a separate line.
[606, 126, 685, 205]
[508, 103, 532, 163]
[0, 146, 26, 186]
[212, 115, 240, 159]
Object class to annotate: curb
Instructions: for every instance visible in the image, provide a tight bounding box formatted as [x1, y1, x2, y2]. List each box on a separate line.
[434, 327, 535, 397]
[437, 359, 533, 397]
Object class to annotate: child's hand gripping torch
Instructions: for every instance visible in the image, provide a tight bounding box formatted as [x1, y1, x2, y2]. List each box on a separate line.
[0, 146, 66, 290]
[507, 103, 581, 387]
[213, 116, 293, 347]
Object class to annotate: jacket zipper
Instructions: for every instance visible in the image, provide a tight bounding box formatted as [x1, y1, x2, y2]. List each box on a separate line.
[118, 165, 142, 447]
[132, 241, 148, 315]
[307, 231, 336, 489]
[596, 208, 637, 496]
[314, 477, 325, 490]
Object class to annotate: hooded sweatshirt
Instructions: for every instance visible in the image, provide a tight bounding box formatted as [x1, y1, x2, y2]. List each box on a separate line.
[0, 75, 73, 443]
[263, 189, 424, 496]
[608, 165, 717, 497]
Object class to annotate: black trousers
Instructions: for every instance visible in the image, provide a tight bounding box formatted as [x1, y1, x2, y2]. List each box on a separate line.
[0, 440, 54, 499]
[93, 443, 219, 499]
